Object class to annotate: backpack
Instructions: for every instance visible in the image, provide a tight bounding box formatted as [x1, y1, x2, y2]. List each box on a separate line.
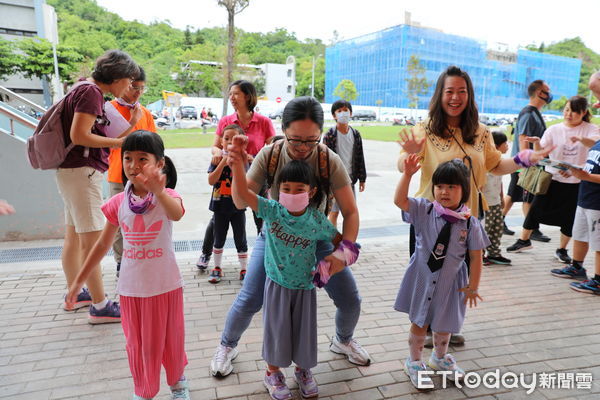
[27, 81, 95, 170]
[266, 141, 333, 214]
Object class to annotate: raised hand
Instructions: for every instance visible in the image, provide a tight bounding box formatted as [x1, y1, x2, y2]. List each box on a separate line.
[397, 127, 425, 154]
[403, 153, 421, 176]
[134, 163, 166, 194]
[529, 145, 556, 165]
[0, 200, 15, 215]
[129, 104, 143, 127]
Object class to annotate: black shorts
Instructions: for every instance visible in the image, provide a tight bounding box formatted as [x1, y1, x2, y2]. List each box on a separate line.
[507, 171, 534, 203]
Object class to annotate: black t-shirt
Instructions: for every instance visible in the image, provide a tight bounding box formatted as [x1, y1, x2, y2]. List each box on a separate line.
[511, 105, 546, 156]
[208, 163, 244, 213]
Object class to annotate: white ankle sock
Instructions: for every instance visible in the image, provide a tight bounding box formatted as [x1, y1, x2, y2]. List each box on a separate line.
[238, 252, 248, 270]
[213, 247, 223, 268]
[92, 298, 108, 310]
[408, 332, 425, 362]
[433, 332, 451, 359]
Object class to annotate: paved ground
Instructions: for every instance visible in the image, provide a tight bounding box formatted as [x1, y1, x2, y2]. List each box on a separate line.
[1, 140, 599, 399]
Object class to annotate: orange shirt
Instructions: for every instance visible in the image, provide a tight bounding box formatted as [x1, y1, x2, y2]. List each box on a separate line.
[107, 101, 157, 183]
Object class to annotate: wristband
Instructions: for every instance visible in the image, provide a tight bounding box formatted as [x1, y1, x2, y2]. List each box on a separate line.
[513, 149, 535, 168]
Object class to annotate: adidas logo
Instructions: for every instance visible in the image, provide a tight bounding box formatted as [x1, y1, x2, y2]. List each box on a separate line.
[122, 214, 162, 246]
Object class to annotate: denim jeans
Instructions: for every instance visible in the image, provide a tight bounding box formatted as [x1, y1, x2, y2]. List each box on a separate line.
[220, 232, 362, 347]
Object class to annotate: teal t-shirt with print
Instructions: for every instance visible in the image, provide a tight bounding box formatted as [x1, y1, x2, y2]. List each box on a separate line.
[257, 196, 338, 290]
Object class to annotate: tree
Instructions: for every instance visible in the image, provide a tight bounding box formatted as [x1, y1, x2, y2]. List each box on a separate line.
[16, 38, 82, 83]
[546, 95, 568, 112]
[217, 0, 249, 117]
[405, 55, 430, 110]
[333, 79, 358, 102]
[0, 38, 21, 80]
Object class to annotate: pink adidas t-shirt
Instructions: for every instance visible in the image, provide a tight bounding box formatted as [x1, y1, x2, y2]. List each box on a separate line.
[102, 187, 185, 297]
[540, 121, 600, 184]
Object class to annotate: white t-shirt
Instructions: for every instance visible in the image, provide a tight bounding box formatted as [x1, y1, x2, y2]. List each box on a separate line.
[336, 128, 355, 174]
[540, 122, 600, 184]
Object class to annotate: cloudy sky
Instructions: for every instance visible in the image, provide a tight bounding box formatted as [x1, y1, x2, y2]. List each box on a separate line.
[96, 0, 600, 54]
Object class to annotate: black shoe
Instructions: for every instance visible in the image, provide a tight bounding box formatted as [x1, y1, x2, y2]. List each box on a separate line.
[554, 248, 572, 264]
[530, 229, 551, 242]
[503, 221, 515, 236]
[486, 255, 512, 265]
[507, 239, 532, 253]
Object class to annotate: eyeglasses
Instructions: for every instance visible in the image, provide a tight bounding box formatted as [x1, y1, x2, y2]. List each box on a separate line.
[285, 135, 321, 148]
[130, 86, 147, 93]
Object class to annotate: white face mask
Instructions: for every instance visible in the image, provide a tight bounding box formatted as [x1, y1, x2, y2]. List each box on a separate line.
[336, 111, 350, 124]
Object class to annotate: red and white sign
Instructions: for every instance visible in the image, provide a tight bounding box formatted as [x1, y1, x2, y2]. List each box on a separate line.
[276, 97, 282, 103]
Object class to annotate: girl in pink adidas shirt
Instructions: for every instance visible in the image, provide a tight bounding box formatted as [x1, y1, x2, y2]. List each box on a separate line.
[66, 130, 189, 400]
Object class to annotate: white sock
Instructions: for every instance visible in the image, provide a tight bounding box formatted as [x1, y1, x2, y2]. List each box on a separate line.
[433, 332, 451, 359]
[408, 332, 425, 362]
[238, 252, 248, 270]
[213, 248, 223, 268]
[93, 298, 109, 310]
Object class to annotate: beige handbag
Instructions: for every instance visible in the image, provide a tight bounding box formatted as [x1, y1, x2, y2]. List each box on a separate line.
[517, 166, 552, 195]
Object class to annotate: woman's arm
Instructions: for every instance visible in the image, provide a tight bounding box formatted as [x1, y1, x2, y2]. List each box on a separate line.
[207, 158, 228, 186]
[65, 222, 118, 306]
[572, 135, 600, 148]
[333, 185, 359, 242]
[70, 112, 122, 148]
[490, 145, 554, 175]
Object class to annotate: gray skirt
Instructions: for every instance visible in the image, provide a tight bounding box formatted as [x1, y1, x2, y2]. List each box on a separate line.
[262, 277, 317, 369]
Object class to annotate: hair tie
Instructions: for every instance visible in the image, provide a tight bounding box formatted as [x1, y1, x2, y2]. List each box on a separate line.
[513, 149, 535, 168]
[312, 240, 360, 288]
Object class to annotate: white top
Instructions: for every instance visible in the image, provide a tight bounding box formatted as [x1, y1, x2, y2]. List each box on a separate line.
[483, 173, 502, 207]
[336, 128, 355, 174]
[540, 122, 600, 184]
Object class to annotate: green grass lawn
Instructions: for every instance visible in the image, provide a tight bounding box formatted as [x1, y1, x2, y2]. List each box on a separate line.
[157, 128, 216, 148]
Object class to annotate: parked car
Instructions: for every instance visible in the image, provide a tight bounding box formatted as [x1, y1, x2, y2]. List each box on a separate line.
[269, 109, 284, 120]
[176, 106, 198, 120]
[382, 112, 406, 122]
[351, 110, 377, 121]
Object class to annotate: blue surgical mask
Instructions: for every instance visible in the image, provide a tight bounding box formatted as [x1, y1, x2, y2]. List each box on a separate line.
[336, 111, 350, 124]
[539, 91, 553, 104]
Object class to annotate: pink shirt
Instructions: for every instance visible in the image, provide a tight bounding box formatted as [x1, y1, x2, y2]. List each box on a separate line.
[102, 186, 185, 297]
[217, 112, 275, 156]
[540, 121, 600, 184]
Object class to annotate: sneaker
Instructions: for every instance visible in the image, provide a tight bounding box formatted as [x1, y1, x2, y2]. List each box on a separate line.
[507, 239, 532, 253]
[483, 256, 491, 265]
[428, 353, 465, 381]
[132, 395, 152, 400]
[294, 368, 318, 398]
[208, 267, 222, 284]
[88, 300, 121, 324]
[554, 248, 572, 264]
[210, 344, 238, 377]
[63, 287, 92, 311]
[263, 370, 293, 400]
[503, 221, 515, 236]
[404, 357, 433, 390]
[170, 377, 190, 400]
[239, 269, 246, 281]
[570, 278, 600, 295]
[330, 337, 371, 366]
[196, 253, 210, 270]
[486, 255, 512, 265]
[531, 229, 551, 242]
[450, 333, 465, 346]
[550, 265, 587, 280]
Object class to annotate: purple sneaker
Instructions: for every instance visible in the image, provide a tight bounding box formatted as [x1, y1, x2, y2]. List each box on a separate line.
[88, 300, 121, 325]
[263, 370, 292, 400]
[63, 287, 92, 311]
[294, 368, 318, 398]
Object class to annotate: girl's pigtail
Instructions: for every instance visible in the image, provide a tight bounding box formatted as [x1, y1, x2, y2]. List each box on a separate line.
[163, 156, 178, 189]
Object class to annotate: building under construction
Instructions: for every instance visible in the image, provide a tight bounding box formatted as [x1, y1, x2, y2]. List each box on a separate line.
[325, 18, 582, 114]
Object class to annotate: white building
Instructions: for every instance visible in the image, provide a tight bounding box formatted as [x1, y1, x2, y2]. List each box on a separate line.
[0, 0, 60, 107]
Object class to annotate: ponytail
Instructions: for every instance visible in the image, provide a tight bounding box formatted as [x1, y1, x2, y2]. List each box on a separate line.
[163, 156, 177, 189]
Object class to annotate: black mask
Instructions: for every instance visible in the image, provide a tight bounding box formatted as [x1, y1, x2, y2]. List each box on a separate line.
[539, 90, 553, 104]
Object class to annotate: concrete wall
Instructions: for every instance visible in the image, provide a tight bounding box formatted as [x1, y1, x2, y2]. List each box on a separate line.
[0, 133, 64, 240]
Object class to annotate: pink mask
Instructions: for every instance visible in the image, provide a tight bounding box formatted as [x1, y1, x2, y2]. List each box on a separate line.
[278, 191, 309, 213]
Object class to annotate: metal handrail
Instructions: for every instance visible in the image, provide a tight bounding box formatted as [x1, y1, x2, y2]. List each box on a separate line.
[0, 104, 38, 137]
[0, 85, 47, 113]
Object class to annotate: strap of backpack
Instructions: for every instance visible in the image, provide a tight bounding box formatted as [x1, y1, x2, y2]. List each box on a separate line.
[266, 140, 284, 189]
[317, 144, 332, 214]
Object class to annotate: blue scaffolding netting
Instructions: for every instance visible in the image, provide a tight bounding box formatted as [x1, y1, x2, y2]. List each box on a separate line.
[325, 25, 582, 114]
